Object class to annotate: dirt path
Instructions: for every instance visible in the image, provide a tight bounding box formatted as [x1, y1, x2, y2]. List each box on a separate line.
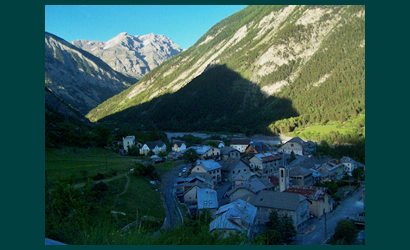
[117, 175, 130, 197]
[71, 173, 128, 189]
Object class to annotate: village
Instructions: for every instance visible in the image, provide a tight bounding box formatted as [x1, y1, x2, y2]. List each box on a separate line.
[119, 133, 365, 245]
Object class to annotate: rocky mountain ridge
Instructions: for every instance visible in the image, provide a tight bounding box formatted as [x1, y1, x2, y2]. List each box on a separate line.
[73, 32, 182, 79]
[45, 32, 134, 115]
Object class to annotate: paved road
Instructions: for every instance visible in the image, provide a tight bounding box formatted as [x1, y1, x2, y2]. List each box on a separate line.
[159, 163, 187, 229]
[295, 187, 365, 245]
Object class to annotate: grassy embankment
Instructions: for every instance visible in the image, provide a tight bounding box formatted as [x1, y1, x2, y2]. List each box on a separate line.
[283, 114, 365, 144]
[45, 147, 165, 238]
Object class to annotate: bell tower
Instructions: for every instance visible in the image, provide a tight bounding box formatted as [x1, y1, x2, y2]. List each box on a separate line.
[279, 167, 289, 192]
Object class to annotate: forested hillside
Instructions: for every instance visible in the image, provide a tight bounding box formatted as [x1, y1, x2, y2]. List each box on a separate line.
[86, 5, 365, 143]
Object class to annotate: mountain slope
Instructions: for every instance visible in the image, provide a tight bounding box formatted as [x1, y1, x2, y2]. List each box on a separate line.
[45, 32, 134, 115]
[87, 5, 365, 134]
[73, 32, 182, 79]
[100, 64, 298, 133]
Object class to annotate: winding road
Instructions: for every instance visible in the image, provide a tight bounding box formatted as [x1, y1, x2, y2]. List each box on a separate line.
[159, 163, 187, 229]
[295, 186, 365, 245]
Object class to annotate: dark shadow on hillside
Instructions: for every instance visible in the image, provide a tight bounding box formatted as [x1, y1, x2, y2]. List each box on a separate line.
[100, 64, 299, 134]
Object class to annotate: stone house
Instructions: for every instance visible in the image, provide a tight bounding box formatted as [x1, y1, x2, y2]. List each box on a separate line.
[209, 199, 257, 238]
[172, 140, 187, 152]
[230, 138, 251, 153]
[122, 135, 136, 152]
[197, 188, 219, 213]
[191, 159, 222, 184]
[220, 160, 254, 185]
[139, 140, 167, 155]
[175, 176, 213, 198]
[189, 145, 220, 159]
[340, 156, 363, 176]
[220, 146, 241, 160]
[318, 159, 345, 181]
[249, 153, 282, 178]
[285, 186, 333, 218]
[226, 177, 273, 202]
[245, 141, 271, 154]
[279, 137, 316, 156]
[248, 190, 310, 229]
[289, 166, 314, 187]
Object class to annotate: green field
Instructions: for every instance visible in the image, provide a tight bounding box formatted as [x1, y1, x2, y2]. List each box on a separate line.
[113, 175, 165, 227]
[154, 160, 184, 175]
[287, 114, 365, 144]
[45, 147, 137, 184]
[45, 147, 165, 234]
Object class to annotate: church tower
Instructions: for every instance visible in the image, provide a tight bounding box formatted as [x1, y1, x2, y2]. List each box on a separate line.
[279, 167, 289, 192]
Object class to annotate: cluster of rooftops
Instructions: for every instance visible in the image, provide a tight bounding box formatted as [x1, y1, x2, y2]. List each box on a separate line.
[170, 136, 364, 237]
[117, 134, 364, 238]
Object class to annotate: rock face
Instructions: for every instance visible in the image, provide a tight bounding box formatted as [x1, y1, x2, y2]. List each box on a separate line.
[87, 6, 365, 133]
[72, 32, 183, 79]
[45, 32, 133, 116]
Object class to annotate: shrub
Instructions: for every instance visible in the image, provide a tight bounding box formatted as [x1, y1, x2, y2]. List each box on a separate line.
[93, 173, 105, 181]
[331, 219, 358, 245]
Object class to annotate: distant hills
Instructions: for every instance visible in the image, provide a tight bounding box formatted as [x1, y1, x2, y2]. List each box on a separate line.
[86, 5, 365, 136]
[73, 32, 183, 79]
[45, 32, 134, 116]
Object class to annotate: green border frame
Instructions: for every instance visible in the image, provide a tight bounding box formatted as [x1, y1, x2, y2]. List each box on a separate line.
[4, 0, 407, 249]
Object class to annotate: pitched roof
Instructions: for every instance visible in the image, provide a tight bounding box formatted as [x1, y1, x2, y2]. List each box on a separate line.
[287, 137, 306, 145]
[220, 146, 239, 155]
[189, 145, 211, 155]
[249, 190, 307, 211]
[340, 156, 359, 165]
[232, 171, 255, 182]
[197, 188, 218, 209]
[145, 140, 165, 149]
[285, 137, 316, 151]
[247, 142, 271, 153]
[230, 138, 251, 145]
[227, 177, 270, 196]
[173, 140, 185, 147]
[210, 199, 257, 232]
[285, 186, 328, 201]
[288, 155, 328, 170]
[188, 172, 213, 183]
[220, 159, 249, 172]
[289, 166, 313, 177]
[253, 153, 281, 162]
[321, 159, 344, 171]
[196, 159, 222, 171]
[123, 135, 135, 141]
[176, 176, 211, 185]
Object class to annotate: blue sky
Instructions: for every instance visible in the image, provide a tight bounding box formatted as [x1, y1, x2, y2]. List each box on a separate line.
[45, 5, 246, 49]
